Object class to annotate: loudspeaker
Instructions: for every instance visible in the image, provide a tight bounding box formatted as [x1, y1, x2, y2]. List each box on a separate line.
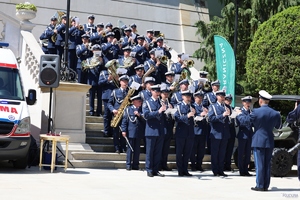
[39, 54, 60, 88]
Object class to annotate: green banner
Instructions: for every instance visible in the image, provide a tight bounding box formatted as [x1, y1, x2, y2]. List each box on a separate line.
[214, 35, 236, 106]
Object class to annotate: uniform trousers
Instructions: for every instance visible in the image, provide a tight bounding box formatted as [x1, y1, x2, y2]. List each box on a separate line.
[176, 137, 194, 174]
[190, 134, 206, 168]
[253, 147, 273, 189]
[238, 138, 252, 174]
[126, 137, 141, 169]
[68, 49, 77, 72]
[161, 131, 173, 169]
[89, 86, 102, 115]
[145, 135, 164, 173]
[211, 137, 228, 174]
[224, 137, 235, 169]
[103, 100, 113, 136]
[298, 150, 300, 181]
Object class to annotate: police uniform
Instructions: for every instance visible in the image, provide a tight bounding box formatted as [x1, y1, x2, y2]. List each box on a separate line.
[286, 100, 300, 181]
[192, 71, 209, 92]
[101, 32, 120, 63]
[98, 69, 117, 137]
[83, 15, 97, 35]
[120, 95, 145, 170]
[107, 75, 130, 153]
[160, 84, 174, 171]
[139, 77, 155, 101]
[203, 80, 220, 107]
[237, 90, 281, 191]
[45, 17, 57, 54]
[162, 71, 175, 89]
[236, 96, 254, 176]
[156, 37, 171, 59]
[174, 90, 195, 176]
[208, 90, 231, 176]
[131, 35, 149, 65]
[145, 29, 154, 44]
[118, 46, 137, 76]
[170, 79, 189, 106]
[39, 32, 48, 54]
[90, 24, 105, 45]
[144, 49, 167, 84]
[224, 94, 237, 171]
[129, 64, 144, 96]
[170, 53, 184, 74]
[190, 91, 208, 171]
[142, 85, 165, 177]
[76, 34, 93, 83]
[55, 15, 67, 59]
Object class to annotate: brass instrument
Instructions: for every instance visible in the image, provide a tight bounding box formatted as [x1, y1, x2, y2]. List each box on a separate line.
[159, 55, 168, 64]
[142, 64, 155, 84]
[110, 88, 136, 127]
[81, 56, 103, 72]
[183, 59, 195, 67]
[202, 81, 212, 93]
[171, 68, 191, 89]
[123, 56, 135, 68]
[51, 11, 66, 43]
[78, 24, 84, 30]
[105, 59, 120, 88]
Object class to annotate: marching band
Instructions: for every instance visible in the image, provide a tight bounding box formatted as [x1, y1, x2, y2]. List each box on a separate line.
[40, 13, 258, 178]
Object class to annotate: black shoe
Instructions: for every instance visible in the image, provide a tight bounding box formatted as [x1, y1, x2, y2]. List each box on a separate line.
[115, 150, 120, 154]
[251, 187, 264, 192]
[224, 167, 232, 172]
[264, 188, 268, 191]
[240, 173, 245, 176]
[162, 166, 172, 171]
[103, 134, 110, 137]
[244, 172, 253, 176]
[89, 112, 95, 116]
[178, 172, 184, 177]
[183, 172, 193, 176]
[191, 167, 197, 172]
[213, 172, 219, 176]
[153, 171, 165, 177]
[147, 172, 154, 177]
[219, 172, 228, 177]
[198, 167, 204, 172]
[126, 167, 131, 171]
[132, 167, 139, 170]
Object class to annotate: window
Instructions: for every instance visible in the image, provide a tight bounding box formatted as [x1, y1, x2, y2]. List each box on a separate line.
[0, 67, 24, 101]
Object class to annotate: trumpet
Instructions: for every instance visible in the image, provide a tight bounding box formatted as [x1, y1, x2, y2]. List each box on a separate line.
[183, 59, 195, 67]
[78, 24, 84, 30]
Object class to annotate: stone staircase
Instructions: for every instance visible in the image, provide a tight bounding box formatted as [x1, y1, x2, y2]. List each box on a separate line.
[68, 97, 217, 169]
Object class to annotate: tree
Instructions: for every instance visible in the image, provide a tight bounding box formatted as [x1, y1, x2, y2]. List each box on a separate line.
[246, 6, 300, 95]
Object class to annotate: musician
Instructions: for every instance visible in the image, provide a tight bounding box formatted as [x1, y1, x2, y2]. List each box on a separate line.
[170, 53, 185, 75]
[208, 90, 231, 177]
[142, 84, 166, 177]
[156, 37, 171, 59]
[174, 90, 195, 176]
[190, 90, 208, 172]
[139, 77, 155, 101]
[118, 45, 136, 77]
[203, 80, 220, 108]
[224, 94, 237, 172]
[236, 90, 281, 191]
[193, 71, 209, 92]
[39, 31, 48, 54]
[69, 17, 85, 72]
[86, 44, 104, 116]
[44, 16, 57, 54]
[121, 94, 145, 170]
[108, 75, 130, 153]
[90, 23, 106, 45]
[163, 71, 176, 92]
[236, 96, 254, 176]
[129, 64, 144, 96]
[121, 27, 137, 48]
[130, 23, 138, 35]
[131, 35, 149, 65]
[145, 29, 154, 44]
[83, 15, 96, 35]
[170, 79, 189, 107]
[105, 22, 113, 32]
[98, 69, 117, 137]
[160, 84, 174, 171]
[76, 34, 93, 83]
[55, 15, 67, 60]
[144, 48, 168, 84]
[101, 32, 120, 63]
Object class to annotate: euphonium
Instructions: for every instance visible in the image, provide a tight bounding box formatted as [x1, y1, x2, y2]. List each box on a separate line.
[105, 59, 120, 88]
[123, 56, 134, 68]
[81, 56, 103, 72]
[110, 88, 136, 128]
[142, 64, 155, 84]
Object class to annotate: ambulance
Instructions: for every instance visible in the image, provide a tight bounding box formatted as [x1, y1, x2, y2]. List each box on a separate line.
[0, 42, 36, 168]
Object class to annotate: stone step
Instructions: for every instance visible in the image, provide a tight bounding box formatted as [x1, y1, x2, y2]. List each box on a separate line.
[86, 131, 106, 137]
[85, 123, 104, 131]
[86, 116, 104, 123]
[85, 104, 105, 112]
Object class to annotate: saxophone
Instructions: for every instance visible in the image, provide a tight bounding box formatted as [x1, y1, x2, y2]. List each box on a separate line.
[142, 64, 155, 84]
[110, 88, 136, 128]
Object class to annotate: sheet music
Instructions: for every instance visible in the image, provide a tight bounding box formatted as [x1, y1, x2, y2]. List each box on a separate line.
[194, 116, 205, 121]
[181, 54, 189, 61]
[174, 74, 180, 82]
[130, 81, 140, 90]
[165, 108, 177, 116]
[155, 50, 164, 58]
[230, 110, 238, 119]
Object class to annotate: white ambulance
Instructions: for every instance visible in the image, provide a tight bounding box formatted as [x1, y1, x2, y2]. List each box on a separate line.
[0, 42, 36, 168]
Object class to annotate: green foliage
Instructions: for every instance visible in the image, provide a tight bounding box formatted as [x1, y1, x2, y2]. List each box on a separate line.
[246, 6, 300, 95]
[16, 2, 37, 12]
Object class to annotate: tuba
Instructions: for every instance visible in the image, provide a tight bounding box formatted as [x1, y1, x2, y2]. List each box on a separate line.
[81, 56, 103, 72]
[110, 88, 136, 128]
[105, 59, 120, 88]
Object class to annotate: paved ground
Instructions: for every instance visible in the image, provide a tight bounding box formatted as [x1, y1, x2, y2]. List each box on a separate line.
[0, 163, 299, 200]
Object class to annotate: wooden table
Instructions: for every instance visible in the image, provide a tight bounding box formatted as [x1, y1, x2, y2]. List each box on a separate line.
[39, 134, 70, 173]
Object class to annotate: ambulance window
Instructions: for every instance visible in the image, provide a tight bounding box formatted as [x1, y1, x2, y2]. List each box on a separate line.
[0, 68, 24, 100]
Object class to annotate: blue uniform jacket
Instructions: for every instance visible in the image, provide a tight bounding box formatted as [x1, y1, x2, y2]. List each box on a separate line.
[55, 23, 66, 46]
[98, 70, 117, 100]
[170, 91, 182, 107]
[69, 26, 84, 49]
[142, 97, 164, 137]
[131, 44, 149, 65]
[193, 102, 207, 135]
[76, 44, 93, 64]
[129, 74, 142, 85]
[170, 62, 182, 74]
[118, 56, 137, 76]
[121, 105, 145, 138]
[156, 46, 171, 59]
[139, 89, 152, 101]
[174, 102, 195, 138]
[203, 92, 217, 108]
[236, 107, 253, 139]
[83, 23, 96, 34]
[101, 42, 120, 62]
[286, 104, 300, 123]
[108, 88, 128, 112]
[208, 102, 231, 140]
[237, 104, 281, 148]
[161, 99, 174, 134]
[45, 24, 56, 49]
[144, 59, 167, 84]
[90, 32, 105, 45]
